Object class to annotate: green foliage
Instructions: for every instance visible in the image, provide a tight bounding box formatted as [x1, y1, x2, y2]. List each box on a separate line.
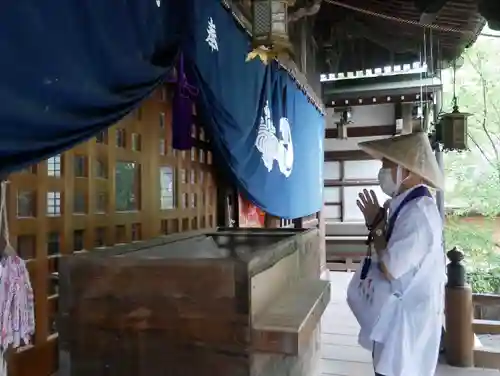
[443, 34, 500, 216]
[444, 218, 495, 264]
[468, 269, 500, 294]
[444, 217, 500, 293]
[442, 30, 500, 292]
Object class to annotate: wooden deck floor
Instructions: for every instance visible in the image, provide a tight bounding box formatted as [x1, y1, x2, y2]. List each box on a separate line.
[321, 272, 500, 376]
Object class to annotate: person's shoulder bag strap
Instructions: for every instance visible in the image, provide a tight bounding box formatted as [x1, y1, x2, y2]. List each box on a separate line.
[360, 186, 432, 280]
[385, 185, 432, 242]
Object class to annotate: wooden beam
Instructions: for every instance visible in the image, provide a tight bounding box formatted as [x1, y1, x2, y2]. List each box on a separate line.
[473, 293, 500, 307]
[324, 179, 379, 187]
[341, 17, 417, 54]
[415, 0, 449, 15]
[324, 150, 371, 161]
[473, 319, 500, 335]
[325, 92, 434, 109]
[325, 125, 395, 139]
[324, 201, 340, 206]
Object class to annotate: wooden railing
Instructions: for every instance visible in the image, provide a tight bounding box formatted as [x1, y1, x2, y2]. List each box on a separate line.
[471, 293, 500, 369]
[445, 247, 500, 370]
[324, 222, 367, 271]
[473, 293, 500, 326]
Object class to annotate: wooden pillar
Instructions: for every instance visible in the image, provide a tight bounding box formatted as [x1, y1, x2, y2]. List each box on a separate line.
[445, 247, 474, 367]
[435, 148, 445, 221]
[434, 89, 445, 222]
[433, 88, 447, 353]
[318, 207, 328, 281]
[401, 103, 413, 135]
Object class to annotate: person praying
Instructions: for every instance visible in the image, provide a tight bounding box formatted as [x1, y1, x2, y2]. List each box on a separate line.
[346, 131, 446, 376]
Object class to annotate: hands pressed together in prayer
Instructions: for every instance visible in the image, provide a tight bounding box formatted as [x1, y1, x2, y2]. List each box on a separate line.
[357, 189, 391, 276]
[356, 189, 386, 229]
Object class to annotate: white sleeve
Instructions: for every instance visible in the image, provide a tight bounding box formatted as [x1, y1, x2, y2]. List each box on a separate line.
[381, 199, 435, 280]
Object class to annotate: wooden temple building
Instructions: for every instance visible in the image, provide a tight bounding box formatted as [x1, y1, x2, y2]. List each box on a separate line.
[0, 0, 496, 376]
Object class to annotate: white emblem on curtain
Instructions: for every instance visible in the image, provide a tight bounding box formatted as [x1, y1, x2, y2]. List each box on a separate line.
[156, 0, 160, 7]
[206, 17, 219, 52]
[255, 101, 294, 177]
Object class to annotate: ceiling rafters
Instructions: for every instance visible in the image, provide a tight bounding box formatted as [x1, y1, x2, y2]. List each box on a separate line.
[313, 0, 484, 73]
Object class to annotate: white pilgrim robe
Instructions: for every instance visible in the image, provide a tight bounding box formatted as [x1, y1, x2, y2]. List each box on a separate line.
[368, 185, 446, 376]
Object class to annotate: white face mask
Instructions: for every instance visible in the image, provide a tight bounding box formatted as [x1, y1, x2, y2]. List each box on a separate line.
[378, 166, 402, 197]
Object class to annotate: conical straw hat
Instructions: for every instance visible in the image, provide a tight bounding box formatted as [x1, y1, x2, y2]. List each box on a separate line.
[358, 132, 444, 190]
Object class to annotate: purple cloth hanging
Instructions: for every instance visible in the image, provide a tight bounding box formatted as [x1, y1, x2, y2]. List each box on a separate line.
[169, 54, 199, 150]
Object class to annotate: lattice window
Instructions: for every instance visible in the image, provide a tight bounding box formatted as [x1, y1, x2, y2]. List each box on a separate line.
[131, 223, 142, 241]
[182, 193, 189, 209]
[160, 166, 175, 210]
[96, 191, 107, 214]
[96, 130, 108, 144]
[47, 191, 61, 217]
[159, 139, 166, 156]
[115, 225, 126, 244]
[131, 133, 141, 151]
[95, 159, 107, 179]
[47, 155, 61, 177]
[17, 235, 36, 260]
[74, 155, 87, 177]
[159, 112, 165, 129]
[6, 84, 217, 376]
[180, 168, 187, 184]
[17, 190, 36, 217]
[116, 128, 126, 148]
[73, 230, 85, 251]
[47, 232, 60, 256]
[94, 227, 106, 247]
[73, 191, 87, 214]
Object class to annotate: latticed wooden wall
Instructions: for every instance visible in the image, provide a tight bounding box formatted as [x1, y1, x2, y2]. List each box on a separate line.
[7, 84, 217, 376]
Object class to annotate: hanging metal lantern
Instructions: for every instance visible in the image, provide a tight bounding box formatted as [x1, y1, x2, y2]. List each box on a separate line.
[247, 0, 295, 64]
[438, 107, 471, 151]
[334, 107, 351, 139]
[437, 58, 471, 151]
[337, 121, 348, 139]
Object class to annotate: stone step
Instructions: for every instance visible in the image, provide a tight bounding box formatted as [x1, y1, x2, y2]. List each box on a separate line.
[474, 345, 500, 371]
[437, 365, 500, 375]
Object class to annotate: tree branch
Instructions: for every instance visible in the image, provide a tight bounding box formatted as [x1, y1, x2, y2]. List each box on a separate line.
[487, 100, 500, 130]
[468, 131, 495, 168]
[466, 52, 500, 169]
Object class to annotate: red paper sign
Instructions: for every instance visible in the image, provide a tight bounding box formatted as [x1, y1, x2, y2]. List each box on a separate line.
[238, 195, 265, 228]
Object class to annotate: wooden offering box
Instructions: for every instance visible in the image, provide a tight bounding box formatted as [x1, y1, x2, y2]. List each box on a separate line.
[59, 228, 330, 376]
